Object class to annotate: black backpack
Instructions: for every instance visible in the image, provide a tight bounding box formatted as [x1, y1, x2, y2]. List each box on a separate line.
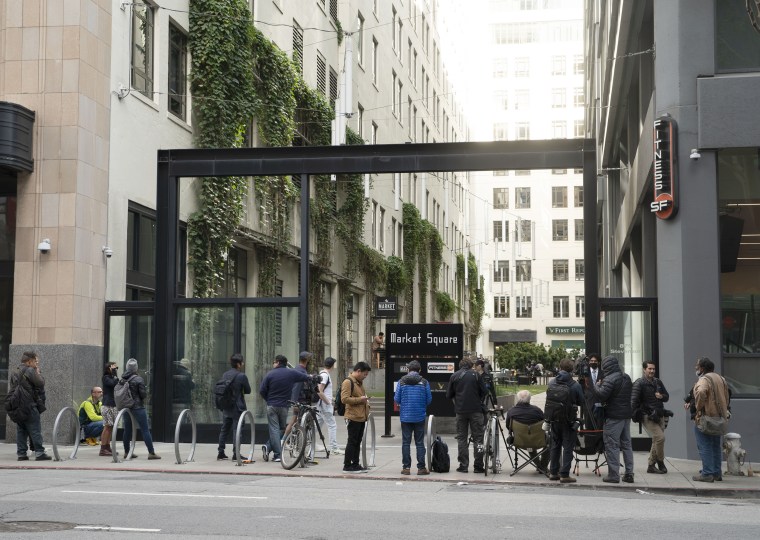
[114, 378, 136, 410]
[430, 436, 450, 473]
[334, 378, 354, 416]
[214, 373, 239, 411]
[544, 381, 574, 423]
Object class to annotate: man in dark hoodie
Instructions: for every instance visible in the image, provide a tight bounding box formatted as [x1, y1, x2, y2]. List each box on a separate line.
[394, 360, 433, 476]
[546, 358, 584, 483]
[121, 358, 160, 460]
[446, 358, 486, 473]
[591, 355, 633, 483]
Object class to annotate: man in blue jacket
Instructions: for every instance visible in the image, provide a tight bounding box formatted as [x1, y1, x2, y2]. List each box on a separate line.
[394, 360, 432, 475]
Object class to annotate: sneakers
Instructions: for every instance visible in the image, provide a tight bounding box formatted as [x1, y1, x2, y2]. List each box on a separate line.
[85, 437, 98, 446]
[473, 467, 486, 474]
[17, 455, 29, 461]
[548, 473, 560, 481]
[657, 461, 668, 474]
[343, 464, 368, 473]
[35, 454, 52, 461]
[261, 445, 269, 462]
[560, 476, 577, 483]
[692, 474, 714, 483]
[272, 457, 281, 463]
[602, 476, 620, 483]
[647, 464, 665, 474]
[713, 474, 723, 481]
[217, 452, 229, 460]
[331, 448, 344, 455]
[148, 453, 161, 460]
[401, 468, 411, 475]
[456, 466, 468, 473]
[622, 473, 634, 483]
[417, 468, 430, 476]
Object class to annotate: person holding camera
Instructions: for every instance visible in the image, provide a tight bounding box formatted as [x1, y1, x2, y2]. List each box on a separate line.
[631, 361, 670, 474]
[100, 362, 119, 456]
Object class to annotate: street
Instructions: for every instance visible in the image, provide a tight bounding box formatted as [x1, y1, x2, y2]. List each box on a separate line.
[1, 469, 758, 539]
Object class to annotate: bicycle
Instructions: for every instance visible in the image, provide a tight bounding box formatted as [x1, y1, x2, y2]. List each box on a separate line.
[280, 400, 330, 470]
[482, 406, 509, 476]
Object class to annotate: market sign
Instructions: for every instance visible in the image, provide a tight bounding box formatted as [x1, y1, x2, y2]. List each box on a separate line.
[546, 326, 585, 334]
[375, 296, 398, 318]
[651, 114, 678, 220]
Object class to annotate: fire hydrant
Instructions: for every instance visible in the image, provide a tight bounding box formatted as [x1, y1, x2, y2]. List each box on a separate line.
[723, 432, 746, 476]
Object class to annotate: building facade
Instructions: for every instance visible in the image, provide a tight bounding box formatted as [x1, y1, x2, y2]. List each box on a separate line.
[0, 0, 473, 441]
[585, 0, 760, 458]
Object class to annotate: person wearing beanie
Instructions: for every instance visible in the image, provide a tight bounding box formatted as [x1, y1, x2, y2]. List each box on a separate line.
[121, 358, 161, 460]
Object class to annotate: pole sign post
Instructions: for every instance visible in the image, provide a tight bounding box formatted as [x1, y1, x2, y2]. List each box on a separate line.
[383, 323, 463, 436]
[651, 114, 678, 220]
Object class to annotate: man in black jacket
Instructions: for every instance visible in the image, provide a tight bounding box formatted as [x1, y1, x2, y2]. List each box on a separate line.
[631, 361, 670, 474]
[8, 351, 51, 461]
[591, 355, 634, 483]
[122, 358, 161, 459]
[217, 353, 252, 460]
[446, 359, 486, 473]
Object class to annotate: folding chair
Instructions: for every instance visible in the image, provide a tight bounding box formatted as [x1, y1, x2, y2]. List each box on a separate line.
[506, 419, 550, 476]
[573, 400, 606, 476]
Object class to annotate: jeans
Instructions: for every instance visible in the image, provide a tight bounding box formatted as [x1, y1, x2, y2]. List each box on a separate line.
[83, 421, 104, 439]
[344, 419, 365, 468]
[218, 410, 243, 453]
[401, 421, 426, 470]
[16, 407, 45, 457]
[642, 417, 666, 465]
[318, 402, 339, 450]
[266, 405, 289, 459]
[549, 422, 576, 476]
[123, 407, 155, 455]
[694, 424, 722, 476]
[455, 411, 485, 470]
[603, 418, 634, 479]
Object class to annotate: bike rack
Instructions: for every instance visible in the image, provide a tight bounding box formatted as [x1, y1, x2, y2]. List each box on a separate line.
[52, 407, 81, 461]
[361, 413, 376, 468]
[111, 408, 137, 463]
[425, 414, 437, 471]
[234, 410, 255, 466]
[173, 409, 197, 465]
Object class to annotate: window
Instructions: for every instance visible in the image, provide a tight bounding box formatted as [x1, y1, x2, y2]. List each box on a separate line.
[397, 19, 403, 60]
[131, 2, 155, 97]
[493, 260, 509, 282]
[493, 123, 508, 141]
[516, 260, 531, 281]
[293, 21, 304, 74]
[493, 187, 509, 209]
[330, 0, 338, 22]
[392, 71, 398, 115]
[168, 24, 187, 119]
[552, 121, 566, 139]
[219, 247, 248, 298]
[553, 259, 569, 281]
[413, 49, 418, 86]
[371, 201, 378, 247]
[493, 221, 504, 242]
[574, 120, 584, 138]
[515, 90, 530, 109]
[407, 98, 413, 137]
[407, 39, 413, 75]
[372, 37, 378, 84]
[357, 103, 364, 138]
[575, 219, 584, 241]
[519, 219, 531, 242]
[553, 296, 570, 318]
[495, 91, 509, 110]
[494, 296, 509, 318]
[317, 52, 327, 95]
[516, 123, 530, 140]
[515, 57, 529, 76]
[371, 121, 378, 144]
[397, 80, 403, 124]
[516, 187, 530, 209]
[552, 55, 566, 75]
[574, 87, 584, 107]
[552, 219, 568, 241]
[412, 106, 417, 141]
[552, 186, 567, 208]
[575, 259, 585, 281]
[357, 13, 365, 65]
[493, 58, 508, 78]
[576, 296, 585, 318]
[379, 207, 385, 252]
[552, 168, 567, 175]
[392, 6, 398, 51]
[391, 217, 397, 255]
[717, 0, 760, 72]
[573, 54, 584, 74]
[516, 296, 532, 318]
[329, 67, 338, 104]
[574, 185, 584, 207]
[552, 88, 566, 108]
[320, 281, 332, 360]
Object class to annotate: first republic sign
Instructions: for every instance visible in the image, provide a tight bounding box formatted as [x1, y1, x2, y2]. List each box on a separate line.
[651, 114, 679, 220]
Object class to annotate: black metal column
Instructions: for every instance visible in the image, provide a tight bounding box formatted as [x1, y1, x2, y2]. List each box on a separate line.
[583, 142, 600, 355]
[299, 174, 310, 353]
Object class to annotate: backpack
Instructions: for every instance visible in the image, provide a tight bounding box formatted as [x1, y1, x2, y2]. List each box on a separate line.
[430, 436, 451, 473]
[214, 373, 239, 411]
[114, 378, 136, 410]
[4, 370, 34, 424]
[544, 381, 574, 423]
[334, 378, 354, 416]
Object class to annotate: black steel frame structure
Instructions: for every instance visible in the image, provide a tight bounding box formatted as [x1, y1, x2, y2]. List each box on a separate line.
[143, 139, 599, 441]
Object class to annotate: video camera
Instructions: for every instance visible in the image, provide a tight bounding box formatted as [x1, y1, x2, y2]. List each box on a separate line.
[300, 373, 324, 404]
[575, 355, 590, 378]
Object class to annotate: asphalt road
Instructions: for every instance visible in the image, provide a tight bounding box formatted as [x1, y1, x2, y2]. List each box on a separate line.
[1, 469, 759, 539]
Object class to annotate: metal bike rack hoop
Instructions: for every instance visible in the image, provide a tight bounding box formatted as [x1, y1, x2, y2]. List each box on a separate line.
[361, 413, 377, 468]
[234, 410, 256, 467]
[111, 408, 137, 463]
[174, 409, 197, 465]
[425, 415, 437, 471]
[52, 407, 81, 461]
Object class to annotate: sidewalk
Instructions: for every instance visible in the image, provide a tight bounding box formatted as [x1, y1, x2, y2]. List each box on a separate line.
[2, 414, 759, 499]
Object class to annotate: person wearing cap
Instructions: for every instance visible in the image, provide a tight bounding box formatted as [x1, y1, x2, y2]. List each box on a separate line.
[259, 354, 311, 462]
[317, 357, 342, 454]
[394, 360, 433, 476]
[121, 358, 161, 460]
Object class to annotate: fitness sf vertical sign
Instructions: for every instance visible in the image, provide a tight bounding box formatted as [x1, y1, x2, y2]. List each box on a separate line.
[651, 115, 678, 220]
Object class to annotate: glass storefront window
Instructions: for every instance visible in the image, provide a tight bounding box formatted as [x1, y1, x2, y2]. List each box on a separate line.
[716, 0, 760, 73]
[106, 312, 154, 416]
[718, 149, 760, 396]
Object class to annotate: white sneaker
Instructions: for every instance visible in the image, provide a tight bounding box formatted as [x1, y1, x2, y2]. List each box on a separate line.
[331, 448, 343, 455]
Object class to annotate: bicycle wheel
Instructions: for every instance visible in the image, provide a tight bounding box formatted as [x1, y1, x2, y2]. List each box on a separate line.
[301, 413, 316, 464]
[483, 419, 493, 477]
[280, 423, 305, 470]
[490, 417, 500, 474]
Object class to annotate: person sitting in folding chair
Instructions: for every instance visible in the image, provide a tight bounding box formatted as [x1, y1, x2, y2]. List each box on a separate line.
[545, 358, 584, 483]
[506, 390, 550, 475]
